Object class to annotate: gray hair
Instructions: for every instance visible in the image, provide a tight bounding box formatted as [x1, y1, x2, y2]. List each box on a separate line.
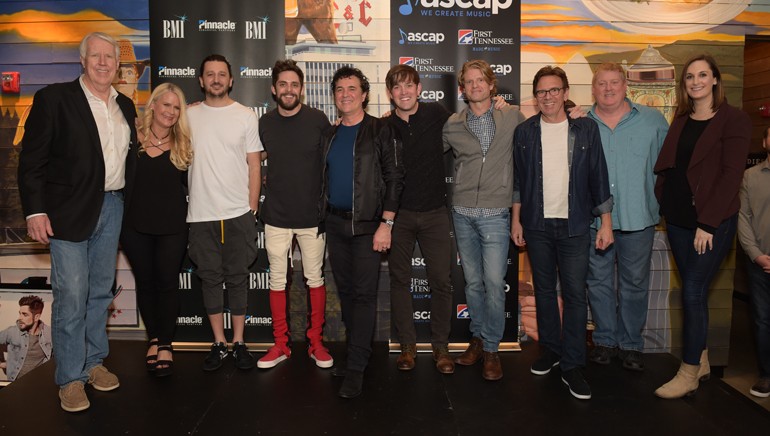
[79, 32, 120, 60]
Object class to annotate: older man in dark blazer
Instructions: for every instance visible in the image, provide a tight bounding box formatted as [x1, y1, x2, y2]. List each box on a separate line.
[17, 32, 137, 413]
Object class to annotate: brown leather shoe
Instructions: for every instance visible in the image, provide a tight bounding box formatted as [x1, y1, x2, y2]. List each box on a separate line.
[432, 345, 455, 374]
[396, 344, 416, 371]
[455, 337, 483, 366]
[482, 351, 503, 381]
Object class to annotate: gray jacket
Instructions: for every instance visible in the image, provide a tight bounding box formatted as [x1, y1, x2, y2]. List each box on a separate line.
[443, 105, 525, 208]
[0, 321, 52, 381]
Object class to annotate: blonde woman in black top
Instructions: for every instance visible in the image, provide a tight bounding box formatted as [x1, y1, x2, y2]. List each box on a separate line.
[121, 83, 193, 377]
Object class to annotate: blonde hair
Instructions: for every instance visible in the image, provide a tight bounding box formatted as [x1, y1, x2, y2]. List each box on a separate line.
[140, 83, 193, 170]
[458, 60, 498, 96]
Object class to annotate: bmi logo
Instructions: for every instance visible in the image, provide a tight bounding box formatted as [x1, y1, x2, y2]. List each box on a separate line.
[245, 20, 267, 39]
[399, 57, 415, 67]
[163, 16, 186, 39]
[458, 29, 473, 45]
[457, 304, 470, 319]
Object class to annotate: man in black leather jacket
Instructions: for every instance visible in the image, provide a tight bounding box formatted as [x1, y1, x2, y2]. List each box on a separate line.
[321, 66, 404, 399]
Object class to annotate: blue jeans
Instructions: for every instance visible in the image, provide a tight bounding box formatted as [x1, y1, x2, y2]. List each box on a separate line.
[587, 226, 655, 352]
[746, 258, 770, 378]
[452, 210, 510, 352]
[525, 219, 590, 371]
[49, 192, 123, 387]
[665, 215, 737, 365]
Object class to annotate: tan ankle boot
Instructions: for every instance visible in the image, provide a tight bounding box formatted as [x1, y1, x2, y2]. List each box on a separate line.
[654, 362, 700, 399]
[697, 349, 710, 381]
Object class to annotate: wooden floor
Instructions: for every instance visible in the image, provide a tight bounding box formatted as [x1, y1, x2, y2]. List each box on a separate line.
[1, 339, 768, 436]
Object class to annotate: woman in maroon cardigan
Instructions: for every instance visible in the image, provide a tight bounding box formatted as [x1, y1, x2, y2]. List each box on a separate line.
[653, 54, 750, 399]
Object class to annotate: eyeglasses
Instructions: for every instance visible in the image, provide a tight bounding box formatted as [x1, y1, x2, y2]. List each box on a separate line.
[534, 87, 564, 98]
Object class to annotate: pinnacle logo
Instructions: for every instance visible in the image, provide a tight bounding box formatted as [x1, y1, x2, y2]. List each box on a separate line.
[163, 16, 187, 39]
[176, 315, 203, 326]
[240, 66, 272, 78]
[157, 65, 196, 78]
[245, 315, 272, 326]
[199, 19, 236, 32]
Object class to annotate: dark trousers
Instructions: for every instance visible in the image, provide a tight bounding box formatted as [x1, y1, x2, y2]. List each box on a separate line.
[524, 219, 590, 371]
[666, 214, 737, 364]
[389, 207, 452, 346]
[747, 258, 770, 378]
[325, 213, 381, 372]
[120, 225, 188, 347]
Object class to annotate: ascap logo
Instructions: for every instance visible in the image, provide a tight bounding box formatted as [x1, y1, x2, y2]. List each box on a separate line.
[245, 20, 267, 39]
[491, 64, 513, 76]
[413, 311, 431, 320]
[245, 315, 272, 326]
[420, 90, 445, 101]
[456, 304, 469, 319]
[411, 257, 426, 267]
[163, 16, 186, 39]
[398, 0, 513, 16]
[177, 315, 203, 326]
[398, 28, 445, 45]
[240, 67, 272, 78]
[199, 20, 236, 32]
[158, 66, 196, 78]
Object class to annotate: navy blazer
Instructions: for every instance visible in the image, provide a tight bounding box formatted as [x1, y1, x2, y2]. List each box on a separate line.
[18, 79, 138, 242]
[654, 101, 750, 230]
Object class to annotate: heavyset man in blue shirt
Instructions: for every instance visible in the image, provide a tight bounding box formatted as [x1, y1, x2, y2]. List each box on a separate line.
[585, 63, 668, 372]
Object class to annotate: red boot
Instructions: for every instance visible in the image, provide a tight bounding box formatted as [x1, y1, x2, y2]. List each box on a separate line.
[257, 290, 291, 369]
[308, 286, 333, 368]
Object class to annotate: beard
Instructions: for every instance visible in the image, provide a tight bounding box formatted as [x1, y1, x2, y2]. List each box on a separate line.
[277, 92, 300, 111]
[16, 320, 33, 332]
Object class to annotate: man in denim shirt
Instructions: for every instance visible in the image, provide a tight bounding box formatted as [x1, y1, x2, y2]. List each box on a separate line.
[512, 66, 613, 400]
[0, 295, 52, 382]
[585, 63, 668, 372]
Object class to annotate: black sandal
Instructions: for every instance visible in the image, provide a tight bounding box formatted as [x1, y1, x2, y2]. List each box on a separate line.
[146, 339, 159, 372]
[155, 345, 174, 378]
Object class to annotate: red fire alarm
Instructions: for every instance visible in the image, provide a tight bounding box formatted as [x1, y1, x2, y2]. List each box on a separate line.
[2, 72, 20, 94]
[761, 103, 770, 118]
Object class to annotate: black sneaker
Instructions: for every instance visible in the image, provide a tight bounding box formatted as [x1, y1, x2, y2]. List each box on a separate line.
[561, 368, 591, 400]
[588, 345, 616, 365]
[530, 349, 560, 375]
[202, 342, 228, 372]
[233, 341, 256, 370]
[620, 349, 644, 372]
[750, 378, 770, 398]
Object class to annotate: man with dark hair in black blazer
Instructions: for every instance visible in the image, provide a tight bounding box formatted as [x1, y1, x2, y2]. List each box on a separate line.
[17, 32, 137, 413]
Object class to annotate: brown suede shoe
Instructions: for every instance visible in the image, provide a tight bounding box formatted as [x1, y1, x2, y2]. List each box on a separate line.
[59, 381, 90, 412]
[482, 351, 503, 381]
[396, 344, 416, 371]
[455, 337, 483, 366]
[87, 365, 120, 392]
[432, 345, 455, 374]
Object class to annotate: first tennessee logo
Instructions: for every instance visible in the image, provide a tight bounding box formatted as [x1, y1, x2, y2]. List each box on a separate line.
[458, 29, 473, 45]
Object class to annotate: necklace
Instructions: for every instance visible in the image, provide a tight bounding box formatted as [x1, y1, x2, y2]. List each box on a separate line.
[149, 126, 171, 146]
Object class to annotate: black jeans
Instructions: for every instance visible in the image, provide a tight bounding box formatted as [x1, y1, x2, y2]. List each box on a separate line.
[325, 213, 381, 372]
[120, 225, 188, 347]
[389, 207, 452, 346]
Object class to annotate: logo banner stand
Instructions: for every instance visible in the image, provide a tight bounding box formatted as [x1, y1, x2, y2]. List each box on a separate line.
[390, 0, 522, 352]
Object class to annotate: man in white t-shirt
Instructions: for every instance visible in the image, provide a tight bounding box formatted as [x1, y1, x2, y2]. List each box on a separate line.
[512, 66, 613, 400]
[187, 54, 263, 372]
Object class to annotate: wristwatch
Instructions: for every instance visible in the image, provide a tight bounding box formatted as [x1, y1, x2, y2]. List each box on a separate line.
[380, 218, 394, 228]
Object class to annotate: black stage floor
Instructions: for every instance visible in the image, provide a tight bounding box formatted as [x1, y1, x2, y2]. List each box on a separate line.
[1, 341, 768, 436]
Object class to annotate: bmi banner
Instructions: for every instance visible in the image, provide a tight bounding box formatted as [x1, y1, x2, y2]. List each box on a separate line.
[390, 0, 521, 347]
[149, 1, 284, 344]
